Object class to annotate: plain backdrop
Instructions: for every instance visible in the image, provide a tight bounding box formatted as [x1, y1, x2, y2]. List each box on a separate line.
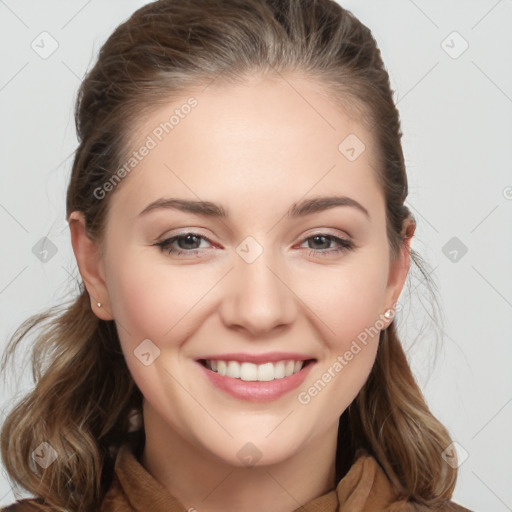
[0, 1, 511, 510]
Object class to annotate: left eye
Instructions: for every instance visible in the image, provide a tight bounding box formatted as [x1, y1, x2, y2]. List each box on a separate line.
[155, 233, 211, 255]
[155, 232, 354, 257]
[299, 234, 354, 256]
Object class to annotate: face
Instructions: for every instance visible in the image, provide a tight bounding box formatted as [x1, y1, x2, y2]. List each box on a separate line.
[71, 73, 410, 468]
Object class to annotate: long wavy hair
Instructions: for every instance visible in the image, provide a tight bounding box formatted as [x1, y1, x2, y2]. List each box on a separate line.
[1, 1, 458, 510]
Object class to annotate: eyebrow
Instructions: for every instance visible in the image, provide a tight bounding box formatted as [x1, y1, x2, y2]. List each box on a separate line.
[137, 195, 370, 220]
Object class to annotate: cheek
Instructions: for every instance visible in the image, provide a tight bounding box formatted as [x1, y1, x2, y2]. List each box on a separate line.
[104, 254, 204, 405]
[295, 264, 386, 416]
[105, 250, 208, 346]
[300, 255, 388, 350]
[308, 254, 388, 404]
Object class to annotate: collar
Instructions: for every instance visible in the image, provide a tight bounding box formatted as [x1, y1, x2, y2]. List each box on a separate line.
[101, 443, 402, 512]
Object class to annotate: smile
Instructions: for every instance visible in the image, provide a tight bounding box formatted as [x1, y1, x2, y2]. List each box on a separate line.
[196, 358, 316, 402]
[199, 359, 315, 382]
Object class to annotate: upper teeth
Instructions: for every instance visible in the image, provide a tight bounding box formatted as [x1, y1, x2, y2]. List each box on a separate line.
[206, 360, 305, 381]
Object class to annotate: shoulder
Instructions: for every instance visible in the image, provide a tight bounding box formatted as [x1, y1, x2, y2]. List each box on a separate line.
[1, 498, 54, 511]
[381, 497, 476, 511]
[336, 452, 476, 512]
[430, 500, 475, 512]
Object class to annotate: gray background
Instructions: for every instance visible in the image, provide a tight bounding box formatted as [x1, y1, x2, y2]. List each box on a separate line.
[1, 1, 511, 510]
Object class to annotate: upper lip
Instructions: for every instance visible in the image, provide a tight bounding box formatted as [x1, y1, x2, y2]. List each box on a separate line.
[197, 352, 316, 364]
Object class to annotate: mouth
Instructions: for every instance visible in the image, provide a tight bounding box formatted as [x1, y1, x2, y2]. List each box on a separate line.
[198, 358, 316, 382]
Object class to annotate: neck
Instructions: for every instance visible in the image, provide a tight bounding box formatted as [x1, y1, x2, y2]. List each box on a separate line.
[140, 402, 338, 512]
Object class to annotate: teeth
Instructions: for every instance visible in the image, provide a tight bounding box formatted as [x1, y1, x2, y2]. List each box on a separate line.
[274, 361, 285, 379]
[228, 361, 241, 379]
[257, 362, 274, 381]
[241, 362, 257, 381]
[205, 359, 307, 381]
[217, 360, 227, 376]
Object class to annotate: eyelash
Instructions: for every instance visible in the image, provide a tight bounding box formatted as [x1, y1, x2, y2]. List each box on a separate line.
[154, 232, 354, 258]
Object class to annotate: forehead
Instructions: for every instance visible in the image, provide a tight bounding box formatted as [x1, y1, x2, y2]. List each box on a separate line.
[107, 74, 383, 224]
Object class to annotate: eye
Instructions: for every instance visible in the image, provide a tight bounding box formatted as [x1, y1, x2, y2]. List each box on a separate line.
[155, 233, 213, 256]
[299, 233, 354, 258]
[154, 232, 354, 258]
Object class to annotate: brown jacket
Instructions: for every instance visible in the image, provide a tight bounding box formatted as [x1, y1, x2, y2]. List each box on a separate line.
[2, 443, 474, 512]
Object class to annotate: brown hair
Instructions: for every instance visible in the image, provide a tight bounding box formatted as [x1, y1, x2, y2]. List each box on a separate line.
[1, 1, 458, 510]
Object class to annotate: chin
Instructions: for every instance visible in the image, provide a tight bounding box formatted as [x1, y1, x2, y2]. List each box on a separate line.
[216, 436, 302, 468]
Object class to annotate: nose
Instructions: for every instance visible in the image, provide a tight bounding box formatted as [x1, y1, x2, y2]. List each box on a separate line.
[218, 245, 296, 338]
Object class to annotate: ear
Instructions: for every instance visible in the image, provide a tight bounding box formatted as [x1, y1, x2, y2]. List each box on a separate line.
[68, 211, 113, 321]
[383, 216, 416, 323]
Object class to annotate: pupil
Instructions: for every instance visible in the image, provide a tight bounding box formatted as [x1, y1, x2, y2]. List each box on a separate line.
[312, 235, 329, 249]
[181, 234, 199, 249]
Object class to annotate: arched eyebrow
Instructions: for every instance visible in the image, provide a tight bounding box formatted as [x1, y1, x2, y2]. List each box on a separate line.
[137, 195, 370, 220]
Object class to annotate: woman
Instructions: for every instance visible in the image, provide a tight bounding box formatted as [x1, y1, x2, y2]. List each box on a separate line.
[1, 0, 474, 511]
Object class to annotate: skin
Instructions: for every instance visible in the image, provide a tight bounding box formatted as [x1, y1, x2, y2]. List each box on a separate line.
[69, 72, 414, 512]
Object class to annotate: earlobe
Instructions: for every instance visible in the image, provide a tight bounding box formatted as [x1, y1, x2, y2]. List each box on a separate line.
[68, 211, 113, 321]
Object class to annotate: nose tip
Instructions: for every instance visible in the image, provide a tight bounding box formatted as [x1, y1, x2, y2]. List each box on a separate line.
[219, 252, 296, 337]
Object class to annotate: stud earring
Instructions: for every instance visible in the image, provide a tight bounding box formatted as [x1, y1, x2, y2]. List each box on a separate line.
[383, 309, 393, 319]
[97, 302, 102, 308]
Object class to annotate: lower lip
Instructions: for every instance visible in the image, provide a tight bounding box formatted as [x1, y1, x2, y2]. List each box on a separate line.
[196, 360, 315, 403]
